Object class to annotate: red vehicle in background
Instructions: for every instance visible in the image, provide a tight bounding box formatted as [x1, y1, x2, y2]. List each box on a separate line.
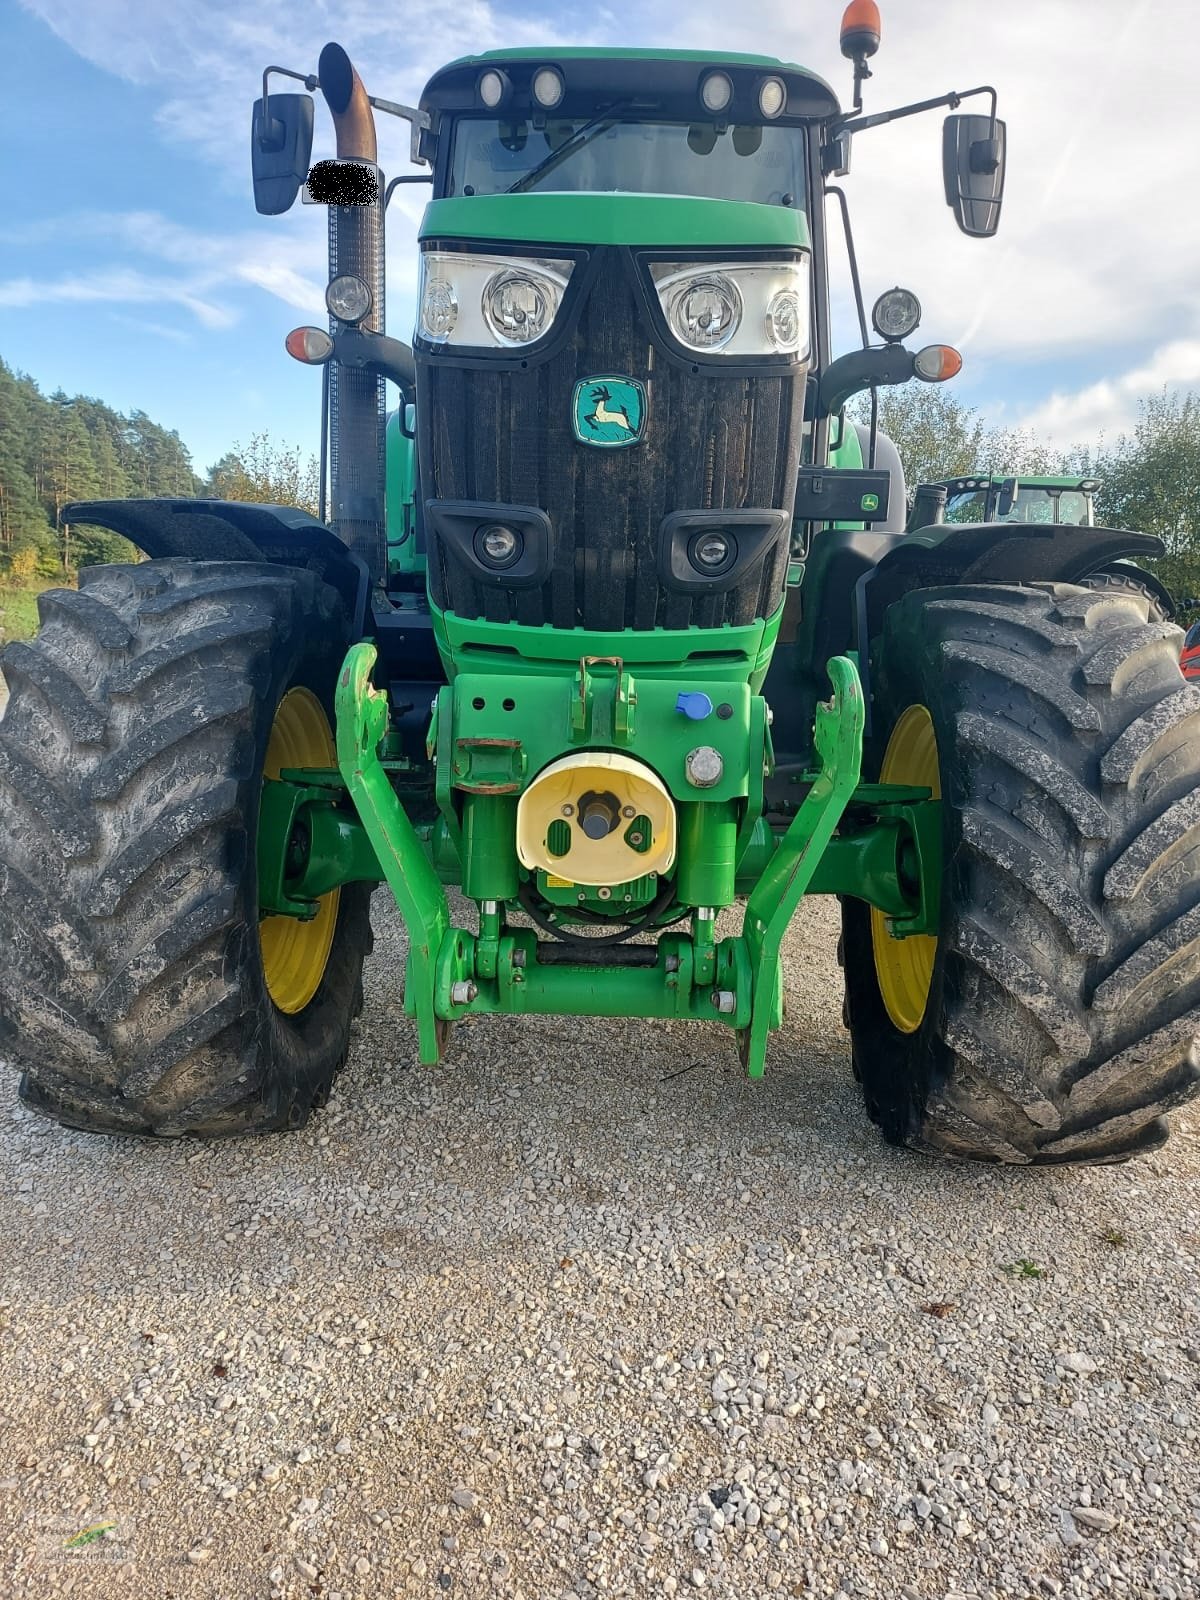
[1182, 622, 1200, 682]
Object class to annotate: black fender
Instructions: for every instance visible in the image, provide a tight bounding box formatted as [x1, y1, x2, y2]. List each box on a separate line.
[62, 498, 371, 640]
[853, 521, 1166, 732]
[763, 521, 1167, 785]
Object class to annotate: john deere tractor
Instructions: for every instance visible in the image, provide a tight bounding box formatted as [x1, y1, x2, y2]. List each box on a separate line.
[3, 4, 1198, 1164]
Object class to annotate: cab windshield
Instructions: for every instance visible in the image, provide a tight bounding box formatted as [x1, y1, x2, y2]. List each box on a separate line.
[944, 486, 1094, 526]
[448, 117, 807, 209]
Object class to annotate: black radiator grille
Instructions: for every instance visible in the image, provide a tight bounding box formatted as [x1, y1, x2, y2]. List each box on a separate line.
[417, 248, 804, 631]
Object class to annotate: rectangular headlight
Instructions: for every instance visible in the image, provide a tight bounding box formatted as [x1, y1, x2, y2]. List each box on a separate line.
[417, 250, 574, 349]
[649, 258, 810, 359]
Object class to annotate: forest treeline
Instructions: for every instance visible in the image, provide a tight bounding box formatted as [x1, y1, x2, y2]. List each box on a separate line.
[0, 357, 318, 580]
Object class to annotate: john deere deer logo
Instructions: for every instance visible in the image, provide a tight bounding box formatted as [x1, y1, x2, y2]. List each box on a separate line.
[572, 376, 646, 448]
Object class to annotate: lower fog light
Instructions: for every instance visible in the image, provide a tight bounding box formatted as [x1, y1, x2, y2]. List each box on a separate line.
[688, 530, 737, 576]
[474, 523, 523, 569]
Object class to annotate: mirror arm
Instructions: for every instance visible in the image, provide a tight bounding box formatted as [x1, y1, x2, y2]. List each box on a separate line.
[836, 83, 997, 137]
[368, 96, 433, 165]
[332, 327, 416, 391]
[824, 187, 870, 350]
[816, 346, 916, 419]
[384, 174, 435, 207]
[259, 65, 318, 145]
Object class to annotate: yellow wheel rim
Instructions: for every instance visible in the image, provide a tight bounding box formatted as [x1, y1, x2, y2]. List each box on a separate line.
[871, 704, 940, 1034]
[258, 687, 340, 1016]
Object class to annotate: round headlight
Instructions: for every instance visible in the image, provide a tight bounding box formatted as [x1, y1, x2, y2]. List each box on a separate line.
[479, 69, 506, 109]
[871, 286, 922, 343]
[758, 77, 786, 118]
[700, 71, 733, 114]
[474, 523, 523, 568]
[483, 269, 555, 344]
[688, 529, 737, 575]
[325, 274, 372, 325]
[668, 273, 742, 351]
[765, 288, 802, 352]
[420, 276, 458, 342]
[532, 66, 564, 108]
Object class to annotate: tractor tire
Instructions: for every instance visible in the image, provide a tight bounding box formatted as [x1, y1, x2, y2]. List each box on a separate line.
[0, 559, 373, 1136]
[842, 582, 1200, 1164]
[1080, 565, 1172, 623]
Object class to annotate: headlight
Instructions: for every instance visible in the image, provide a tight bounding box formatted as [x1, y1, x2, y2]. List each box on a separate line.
[758, 77, 787, 118]
[417, 251, 574, 350]
[669, 273, 742, 351]
[649, 258, 810, 359]
[700, 71, 733, 114]
[532, 66, 565, 108]
[871, 286, 921, 342]
[325, 273, 372, 324]
[420, 277, 458, 342]
[484, 270, 555, 345]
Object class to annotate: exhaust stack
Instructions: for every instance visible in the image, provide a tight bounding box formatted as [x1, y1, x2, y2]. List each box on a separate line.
[319, 42, 386, 582]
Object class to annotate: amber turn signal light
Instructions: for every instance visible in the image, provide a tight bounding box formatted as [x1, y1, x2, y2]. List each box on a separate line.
[913, 344, 963, 383]
[285, 326, 334, 364]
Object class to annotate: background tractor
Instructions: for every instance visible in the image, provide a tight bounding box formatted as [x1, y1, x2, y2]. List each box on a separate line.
[2, 3, 1198, 1164]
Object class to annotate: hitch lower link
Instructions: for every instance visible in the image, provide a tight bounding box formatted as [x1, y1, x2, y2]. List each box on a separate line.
[336, 642, 864, 1079]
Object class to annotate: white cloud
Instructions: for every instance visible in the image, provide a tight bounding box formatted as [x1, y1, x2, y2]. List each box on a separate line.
[0, 266, 235, 328]
[1015, 339, 1200, 447]
[15, 0, 1200, 425]
[636, 0, 1200, 373]
[0, 208, 330, 328]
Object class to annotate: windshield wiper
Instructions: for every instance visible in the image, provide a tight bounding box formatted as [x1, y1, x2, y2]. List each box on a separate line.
[504, 104, 631, 195]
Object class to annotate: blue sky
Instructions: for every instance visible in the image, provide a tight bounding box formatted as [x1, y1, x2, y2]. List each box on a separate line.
[2, 0, 1198, 476]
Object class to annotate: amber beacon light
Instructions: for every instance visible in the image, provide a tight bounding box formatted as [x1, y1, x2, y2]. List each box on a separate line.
[840, 0, 882, 60]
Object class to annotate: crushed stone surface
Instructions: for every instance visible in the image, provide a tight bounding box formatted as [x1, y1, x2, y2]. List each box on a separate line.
[2, 895, 1199, 1599]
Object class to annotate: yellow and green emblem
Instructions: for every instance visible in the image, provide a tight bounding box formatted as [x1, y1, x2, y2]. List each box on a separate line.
[572, 376, 646, 447]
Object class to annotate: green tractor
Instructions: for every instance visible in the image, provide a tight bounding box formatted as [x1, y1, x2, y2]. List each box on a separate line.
[908, 473, 1105, 531]
[3, 4, 1198, 1164]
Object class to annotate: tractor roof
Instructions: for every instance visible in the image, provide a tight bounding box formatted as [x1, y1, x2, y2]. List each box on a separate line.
[935, 474, 1100, 493]
[421, 48, 841, 122]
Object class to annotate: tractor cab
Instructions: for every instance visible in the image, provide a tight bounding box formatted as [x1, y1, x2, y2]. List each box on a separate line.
[424, 50, 831, 206]
[909, 474, 1100, 531]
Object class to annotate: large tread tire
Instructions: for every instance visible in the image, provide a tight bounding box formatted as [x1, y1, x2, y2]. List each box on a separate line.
[1079, 564, 1172, 622]
[842, 582, 1200, 1164]
[0, 559, 373, 1136]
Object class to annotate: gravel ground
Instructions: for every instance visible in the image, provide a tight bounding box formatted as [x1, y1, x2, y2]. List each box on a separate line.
[2, 886, 1200, 1598]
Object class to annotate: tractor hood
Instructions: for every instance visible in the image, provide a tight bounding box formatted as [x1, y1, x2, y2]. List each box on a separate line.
[418, 192, 810, 249]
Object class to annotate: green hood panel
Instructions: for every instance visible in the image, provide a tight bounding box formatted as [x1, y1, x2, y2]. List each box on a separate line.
[420, 193, 810, 250]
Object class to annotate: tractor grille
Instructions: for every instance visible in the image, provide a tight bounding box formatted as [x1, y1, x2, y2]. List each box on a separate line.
[415, 247, 804, 632]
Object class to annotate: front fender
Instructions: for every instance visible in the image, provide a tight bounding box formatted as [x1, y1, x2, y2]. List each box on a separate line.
[861, 520, 1165, 634]
[63, 498, 371, 638]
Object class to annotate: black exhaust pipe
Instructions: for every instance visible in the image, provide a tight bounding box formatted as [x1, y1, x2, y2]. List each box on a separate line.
[319, 42, 386, 583]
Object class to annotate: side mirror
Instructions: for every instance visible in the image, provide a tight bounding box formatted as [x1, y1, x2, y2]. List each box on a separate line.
[943, 113, 1006, 238]
[251, 93, 315, 215]
[996, 477, 1019, 518]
